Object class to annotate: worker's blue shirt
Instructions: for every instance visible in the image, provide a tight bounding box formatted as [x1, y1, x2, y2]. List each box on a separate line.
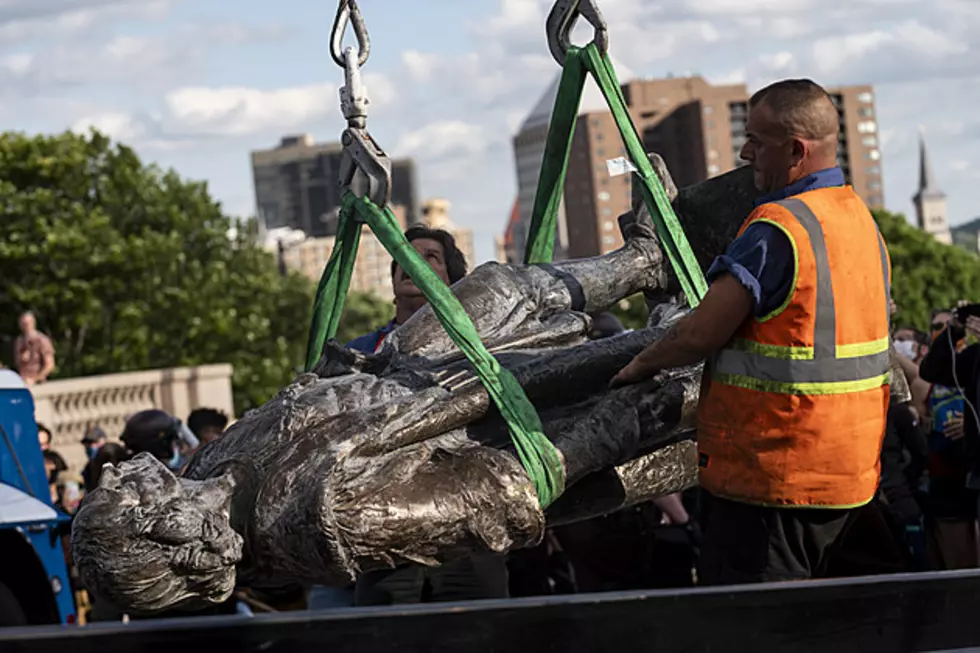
[346, 319, 397, 353]
[705, 167, 846, 317]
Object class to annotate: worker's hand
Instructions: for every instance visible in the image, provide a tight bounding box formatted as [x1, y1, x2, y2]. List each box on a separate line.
[610, 351, 659, 389]
[945, 412, 965, 441]
[965, 316, 980, 341]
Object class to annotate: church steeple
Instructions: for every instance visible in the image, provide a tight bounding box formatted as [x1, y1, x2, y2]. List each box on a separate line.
[913, 130, 951, 244]
[915, 132, 945, 201]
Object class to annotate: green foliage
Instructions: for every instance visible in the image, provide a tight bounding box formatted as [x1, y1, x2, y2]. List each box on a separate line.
[0, 129, 322, 414]
[610, 294, 649, 330]
[874, 209, 980, 331]
[335, 291, 393, 344]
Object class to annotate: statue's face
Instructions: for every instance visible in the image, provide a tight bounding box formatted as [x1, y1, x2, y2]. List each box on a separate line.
[71, 453, 243, 614]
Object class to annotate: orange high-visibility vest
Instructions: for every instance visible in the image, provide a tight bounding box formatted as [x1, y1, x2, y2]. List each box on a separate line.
[697, 187, 892, 508]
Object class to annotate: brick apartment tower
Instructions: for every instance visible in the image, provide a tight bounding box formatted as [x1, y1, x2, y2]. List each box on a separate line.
[552, 77, 885, 258]
[252, 134, 419, 237]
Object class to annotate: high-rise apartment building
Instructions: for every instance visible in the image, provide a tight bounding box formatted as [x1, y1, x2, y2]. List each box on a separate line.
[517, 76, 886, 258]
[509, 78, 571, 264]
[252, 134, 419, 237]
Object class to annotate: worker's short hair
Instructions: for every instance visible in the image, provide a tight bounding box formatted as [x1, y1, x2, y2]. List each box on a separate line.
[749, 79, 839, 141]
[390, 225, 468, 285]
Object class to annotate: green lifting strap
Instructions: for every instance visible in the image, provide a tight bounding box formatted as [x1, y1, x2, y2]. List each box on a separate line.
[524, 43, 708, 304]
[304, 191, 566, 508]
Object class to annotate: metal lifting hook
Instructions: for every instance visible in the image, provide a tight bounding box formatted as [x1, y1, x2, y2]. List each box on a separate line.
[336, 32, 390, 209]
[546, 0, 609, 66]
[330, 0, 370, 68]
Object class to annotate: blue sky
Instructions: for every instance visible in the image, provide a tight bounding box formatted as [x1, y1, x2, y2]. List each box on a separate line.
[3, 0, 980, 264]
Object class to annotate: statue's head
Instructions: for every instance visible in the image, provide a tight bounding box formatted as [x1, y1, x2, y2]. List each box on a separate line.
[71, 452, 243, 615]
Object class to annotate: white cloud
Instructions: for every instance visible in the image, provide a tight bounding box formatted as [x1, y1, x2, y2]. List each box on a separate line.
[394, 120, 488, 163]
[0, 0, 176, 43]
[164, 83, 337, 136]
[71, 111, 145, 142]
[0, 20, 287, 91]
[6, 0, 980, 262]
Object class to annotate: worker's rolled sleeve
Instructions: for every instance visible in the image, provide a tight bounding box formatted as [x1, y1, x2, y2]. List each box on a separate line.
[706, 223, 795, 319]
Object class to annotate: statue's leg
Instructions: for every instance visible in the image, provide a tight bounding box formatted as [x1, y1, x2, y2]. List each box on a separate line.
[387, 211, 666, 359]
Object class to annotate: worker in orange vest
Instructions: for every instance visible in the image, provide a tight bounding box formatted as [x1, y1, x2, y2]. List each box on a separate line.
[612, 79, 891, 585]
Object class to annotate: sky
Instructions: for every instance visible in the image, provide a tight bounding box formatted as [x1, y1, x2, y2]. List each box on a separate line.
[2, 0, 979, 264]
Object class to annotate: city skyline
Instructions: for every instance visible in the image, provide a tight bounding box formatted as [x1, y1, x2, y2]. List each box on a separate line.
[4, 0, 979, 264]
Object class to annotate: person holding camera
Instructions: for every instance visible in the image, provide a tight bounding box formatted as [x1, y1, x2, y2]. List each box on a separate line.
[918, 304, 980, 568]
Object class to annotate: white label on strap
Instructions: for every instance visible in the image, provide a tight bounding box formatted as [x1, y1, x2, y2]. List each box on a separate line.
[606, 157, 638, 177]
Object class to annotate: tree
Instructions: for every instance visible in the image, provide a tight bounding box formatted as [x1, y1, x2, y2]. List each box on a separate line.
[874, 209, 980, 330]
[610, 294, 649, 330]
[0, 129, 320, 414]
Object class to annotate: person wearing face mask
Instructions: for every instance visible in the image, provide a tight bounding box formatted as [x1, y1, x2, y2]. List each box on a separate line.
[918, 308, 980, 569]
[79, 425, 108, 491]
[892, 323, 932, 421]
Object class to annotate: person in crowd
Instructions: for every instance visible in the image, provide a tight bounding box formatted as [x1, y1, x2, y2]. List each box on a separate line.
[919, 305, 980, 568]
[43, 449, 68, 505]
[345, 225, 469, 353]
[612, 79, 892, 585]
[877, 397, 930, 570]
[14, 311, 55, 385]
[36, 422, 52, 452]
[119, 409, 199, 471]
[893, 325, 931, 420]
[80, 425, 108, 491]
[187, 408, 230, 447]
[56, 472, 84, 515]
[84, 442, 131, 492]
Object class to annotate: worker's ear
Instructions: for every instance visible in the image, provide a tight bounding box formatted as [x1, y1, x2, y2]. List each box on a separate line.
[790, 137, 806, 167]
[631, 152, 678, 214]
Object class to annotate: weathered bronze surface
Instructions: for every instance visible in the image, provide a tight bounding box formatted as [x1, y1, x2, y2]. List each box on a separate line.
[72, 158, 904, 615]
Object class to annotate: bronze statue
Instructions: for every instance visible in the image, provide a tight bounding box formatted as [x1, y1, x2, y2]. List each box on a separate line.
[71, 159, 907, 615]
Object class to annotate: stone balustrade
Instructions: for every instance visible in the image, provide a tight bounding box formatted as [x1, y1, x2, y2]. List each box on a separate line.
[32, 364, 235, 475]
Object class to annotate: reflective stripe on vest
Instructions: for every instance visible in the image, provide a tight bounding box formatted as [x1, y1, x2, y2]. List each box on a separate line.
[711, 198, 892, 395]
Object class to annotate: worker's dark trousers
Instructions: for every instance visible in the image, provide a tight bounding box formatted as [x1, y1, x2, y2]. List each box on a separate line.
[697, 492, 852, 585]
[354, 552, 509, 605]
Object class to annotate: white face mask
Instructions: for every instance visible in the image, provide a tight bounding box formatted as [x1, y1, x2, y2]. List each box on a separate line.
[894, 339, 918, 360]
